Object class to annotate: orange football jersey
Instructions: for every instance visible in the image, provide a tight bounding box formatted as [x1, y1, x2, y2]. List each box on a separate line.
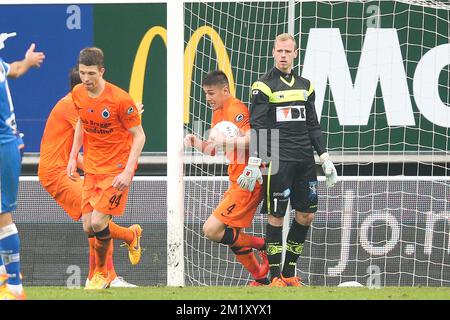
[71, 81, 141, 174]
[211, 96, 250, 183]
[38, 93, 78, 179]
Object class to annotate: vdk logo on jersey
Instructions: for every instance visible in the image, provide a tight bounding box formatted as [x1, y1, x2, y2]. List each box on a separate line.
[276, 105, 306, 122]
[102, 107, 110, 119]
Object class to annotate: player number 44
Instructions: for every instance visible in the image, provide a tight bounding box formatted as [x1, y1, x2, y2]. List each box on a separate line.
[109, 194, 122, 208]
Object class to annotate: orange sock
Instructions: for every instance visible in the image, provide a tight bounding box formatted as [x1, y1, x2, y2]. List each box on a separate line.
[107, 239, 117, 281]
[232, 247, 262, 279]
[94, 227, 112, 277]
[109, 221, 134, 245]
[232, 229, 265, 250]
[88, 236, 96, 280]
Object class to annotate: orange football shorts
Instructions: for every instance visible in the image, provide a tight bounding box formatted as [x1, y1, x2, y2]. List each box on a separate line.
[40, 171, 83, 221]
[82, 173, 130, 216]
[212, 182, 262, 228]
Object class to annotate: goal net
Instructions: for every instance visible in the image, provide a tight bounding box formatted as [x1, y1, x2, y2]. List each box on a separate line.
[182, 0, 450, 287]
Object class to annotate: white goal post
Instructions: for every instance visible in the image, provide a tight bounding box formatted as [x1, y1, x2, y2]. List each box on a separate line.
[167, 0, 185, 286]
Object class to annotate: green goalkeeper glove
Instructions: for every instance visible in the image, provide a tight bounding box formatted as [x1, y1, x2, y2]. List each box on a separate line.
[237, 157, 263, 192]
[320, 153, 338, 188]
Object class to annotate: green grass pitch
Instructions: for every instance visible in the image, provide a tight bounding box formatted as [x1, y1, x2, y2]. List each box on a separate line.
[25, 286, 450, 300]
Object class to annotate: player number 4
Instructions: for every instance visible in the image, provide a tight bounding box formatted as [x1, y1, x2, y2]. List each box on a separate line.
[226, 204, 236, 215]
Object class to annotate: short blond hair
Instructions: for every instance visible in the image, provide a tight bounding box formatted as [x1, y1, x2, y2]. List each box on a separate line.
[274, 33, 297, 49]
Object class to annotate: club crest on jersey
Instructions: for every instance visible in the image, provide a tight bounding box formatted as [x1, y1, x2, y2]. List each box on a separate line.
[127, 106, 134, 114]
[235, 114, 244, 122]
[102, 107, 110, 119]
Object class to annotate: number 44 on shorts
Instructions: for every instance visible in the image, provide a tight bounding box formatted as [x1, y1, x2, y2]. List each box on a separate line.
[109, 194, 122, 209]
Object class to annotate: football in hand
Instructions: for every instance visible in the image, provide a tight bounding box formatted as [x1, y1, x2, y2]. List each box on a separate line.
[210, 121, 240, 139]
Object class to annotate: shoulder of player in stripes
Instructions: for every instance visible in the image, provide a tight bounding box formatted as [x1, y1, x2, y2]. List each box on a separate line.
[295, 75, 314, 93]
[251, 68, 279, 92]
[252, 76, 314, 100]
[251, 80, 272, 97]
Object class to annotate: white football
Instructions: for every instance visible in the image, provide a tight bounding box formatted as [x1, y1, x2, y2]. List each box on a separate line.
[211, 120, 240, 138]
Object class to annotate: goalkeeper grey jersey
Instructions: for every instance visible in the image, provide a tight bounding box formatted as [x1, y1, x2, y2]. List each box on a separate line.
[250, 67, 326, 163]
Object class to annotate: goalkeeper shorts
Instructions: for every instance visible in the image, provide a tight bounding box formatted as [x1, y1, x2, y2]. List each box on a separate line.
[81, 173, 130, 216]
[213, 182, 262, 228]
[261, 160, 318, 217]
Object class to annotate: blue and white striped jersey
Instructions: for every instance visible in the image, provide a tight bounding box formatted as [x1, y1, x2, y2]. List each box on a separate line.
[0, 57, 18, 145]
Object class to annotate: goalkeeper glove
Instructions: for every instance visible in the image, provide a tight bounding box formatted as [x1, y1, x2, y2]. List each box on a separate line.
[320, 153, 338, 188]
[237, 157, 263, 192]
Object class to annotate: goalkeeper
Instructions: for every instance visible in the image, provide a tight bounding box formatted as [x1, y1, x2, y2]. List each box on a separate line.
[238, 33, 338, 287]
[184, 70, 269, 286]
[38, 66, 141, 288]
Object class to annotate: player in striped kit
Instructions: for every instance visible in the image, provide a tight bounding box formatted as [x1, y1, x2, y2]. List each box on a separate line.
[0, 41, 45, 300]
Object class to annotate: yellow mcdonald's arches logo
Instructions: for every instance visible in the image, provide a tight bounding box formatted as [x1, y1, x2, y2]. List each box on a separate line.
[129, 25, 235, 123]
[183, 26, 235, 123]
[129, 26, 167, 107]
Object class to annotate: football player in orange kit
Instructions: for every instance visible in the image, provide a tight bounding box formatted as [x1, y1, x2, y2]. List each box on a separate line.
[67, 48, 146, 289]
[38, 66, 141, 287]
[184, 70, 269, 286]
